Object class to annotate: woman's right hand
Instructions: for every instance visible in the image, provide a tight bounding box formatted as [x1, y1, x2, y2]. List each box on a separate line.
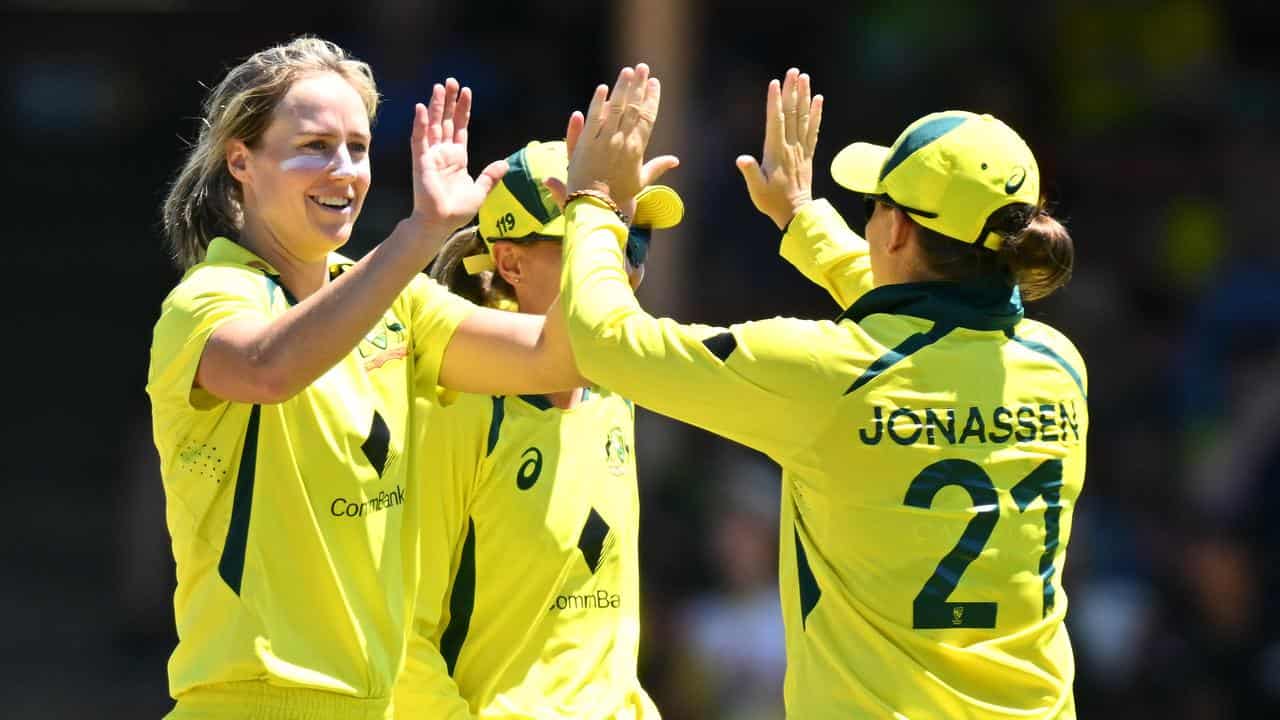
[736, 68, 823, 230]
[409, 79, 508, 234]
[562, 64, 679, 211]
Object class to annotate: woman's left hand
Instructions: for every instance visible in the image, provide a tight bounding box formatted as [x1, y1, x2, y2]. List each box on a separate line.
[736, 68, 823, 230]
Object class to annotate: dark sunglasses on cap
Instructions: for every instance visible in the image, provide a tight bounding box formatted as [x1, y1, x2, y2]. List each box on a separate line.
[862, 193, 939, 225]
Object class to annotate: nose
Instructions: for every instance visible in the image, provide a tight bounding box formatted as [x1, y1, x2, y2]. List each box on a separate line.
[329, 144, 358, 180]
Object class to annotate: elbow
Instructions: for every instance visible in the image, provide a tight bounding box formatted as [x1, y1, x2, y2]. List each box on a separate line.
[240, 346, 303, 404]
[253, 373, 298, 405]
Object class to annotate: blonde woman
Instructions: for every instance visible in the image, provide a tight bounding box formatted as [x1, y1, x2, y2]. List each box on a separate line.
[394, 139, 680, 719]
[147, 38, 578, 719]
[557, 66, 1084, 718]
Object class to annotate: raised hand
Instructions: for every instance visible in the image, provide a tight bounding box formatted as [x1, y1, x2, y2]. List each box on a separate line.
[737, 68, 823, 230]
[562, 64, 679, 213]
[409, 78, 508, 232]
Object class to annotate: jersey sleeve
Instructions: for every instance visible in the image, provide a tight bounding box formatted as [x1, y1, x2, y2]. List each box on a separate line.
[146, 266, 273, 412]
[779, 199, 874, 311]
[561, 202, 870, 463]
[395, 397, 488, 720]
[405, 273, 477, 404]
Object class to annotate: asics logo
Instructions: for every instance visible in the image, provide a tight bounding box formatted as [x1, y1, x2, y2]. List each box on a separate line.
[1005, 167, 1027, 194]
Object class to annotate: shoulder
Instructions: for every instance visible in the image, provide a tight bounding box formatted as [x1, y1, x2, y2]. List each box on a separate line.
[403, 271, 463, 307]
[162, 262, 274, 314]
[1011, 319, 1085, 370]
[1009, 318, 1088, 393]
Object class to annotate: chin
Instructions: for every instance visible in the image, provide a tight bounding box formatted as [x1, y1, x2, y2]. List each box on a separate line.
[317, 225, 354, 250]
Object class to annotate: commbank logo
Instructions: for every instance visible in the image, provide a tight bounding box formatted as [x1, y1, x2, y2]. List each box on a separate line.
[548, 589, 621, 612]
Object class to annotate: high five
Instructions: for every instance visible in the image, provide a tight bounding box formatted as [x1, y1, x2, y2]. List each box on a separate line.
[558, 64, 1083, 718]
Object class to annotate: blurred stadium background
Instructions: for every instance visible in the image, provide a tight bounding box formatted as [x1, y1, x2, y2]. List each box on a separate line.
[7, 1, 1280, 717]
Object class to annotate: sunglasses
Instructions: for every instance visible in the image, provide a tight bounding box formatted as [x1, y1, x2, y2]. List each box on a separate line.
[862, 194, 939, 225]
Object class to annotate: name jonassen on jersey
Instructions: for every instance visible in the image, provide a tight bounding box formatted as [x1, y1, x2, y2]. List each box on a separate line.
[857, 401, 1082, 446]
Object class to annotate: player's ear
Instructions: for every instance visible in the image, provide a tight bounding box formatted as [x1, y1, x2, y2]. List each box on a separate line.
[226, 139, 252, 185]
[885, 207, 913, 254]
[493, 242, 523, 286]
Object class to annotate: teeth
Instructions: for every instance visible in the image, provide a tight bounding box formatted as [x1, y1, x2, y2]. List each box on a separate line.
[315, 196, 350, 208]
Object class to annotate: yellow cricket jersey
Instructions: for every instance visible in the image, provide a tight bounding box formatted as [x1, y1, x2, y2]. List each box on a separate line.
[395, 387, 657, 719]
[561, 200, 1088, 719]
[146, 237, 473, 716]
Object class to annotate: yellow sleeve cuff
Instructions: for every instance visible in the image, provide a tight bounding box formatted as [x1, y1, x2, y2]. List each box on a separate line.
[780, 199, 848, 262]
[566, 199, 629, 254]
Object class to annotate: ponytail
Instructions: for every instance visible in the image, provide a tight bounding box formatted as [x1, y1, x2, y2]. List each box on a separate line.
[992, 204, 1073, 302]
[914, 202, 1073, 302]
[429, 226, 517, 309]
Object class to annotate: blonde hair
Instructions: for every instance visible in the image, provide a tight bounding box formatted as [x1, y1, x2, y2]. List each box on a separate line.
[161, 37, 379, 269]
[430, 227, 519, 311]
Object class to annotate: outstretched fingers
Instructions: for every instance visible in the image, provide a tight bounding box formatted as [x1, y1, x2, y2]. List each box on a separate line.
[440, 78, 459, 143]
[453, 86, 473, 146]
[636, 76, 661, 135]
[782, 68, 800, 145]
[797, 72, 811, 148]
[805, 94, 824, 157]
[606, 66, 635, 134]
[584, 84, 609, 139]
[426, 83, 445, 145]
[411, 102, 427, 159]
[764, 78, 783, 160]
[564, 110, 586, 157]
[623, 63, 650, 129]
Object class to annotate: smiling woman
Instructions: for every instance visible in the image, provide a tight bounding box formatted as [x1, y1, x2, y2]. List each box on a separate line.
[224, 71, 373, 267]
[146, 37, 582, 720]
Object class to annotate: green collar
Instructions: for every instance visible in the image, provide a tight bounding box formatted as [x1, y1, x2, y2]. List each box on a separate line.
[837, 278, 1023, 332]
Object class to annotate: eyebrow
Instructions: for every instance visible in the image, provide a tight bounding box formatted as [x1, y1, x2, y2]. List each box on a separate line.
[294, 127, 372, 144]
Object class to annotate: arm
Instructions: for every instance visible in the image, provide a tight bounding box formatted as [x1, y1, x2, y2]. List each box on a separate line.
[438, 298, 583, 395]
[734, 70, 872, 307]
[558, 65, 860, 457]
[196, 80, 508, 404]
[560, 201, 852, 459]
[779, 199, 874, 310]
[197, 218, 456, 403]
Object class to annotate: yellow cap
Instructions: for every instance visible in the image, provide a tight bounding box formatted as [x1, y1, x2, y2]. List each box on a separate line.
[465, 140, 684, 274]
[830, 111, 1039, 250]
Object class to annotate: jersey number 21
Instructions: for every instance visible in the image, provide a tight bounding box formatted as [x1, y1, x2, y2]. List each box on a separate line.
[905, 458, 1062, 629]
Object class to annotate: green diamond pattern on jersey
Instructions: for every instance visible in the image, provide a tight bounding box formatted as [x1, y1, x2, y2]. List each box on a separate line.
[577, 508, 611, 574]
[361, 409, 390, 476]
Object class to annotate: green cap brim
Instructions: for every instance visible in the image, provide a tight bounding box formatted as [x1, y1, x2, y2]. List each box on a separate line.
[830, 143, 891, 194]
[633, 185, 684, 229]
